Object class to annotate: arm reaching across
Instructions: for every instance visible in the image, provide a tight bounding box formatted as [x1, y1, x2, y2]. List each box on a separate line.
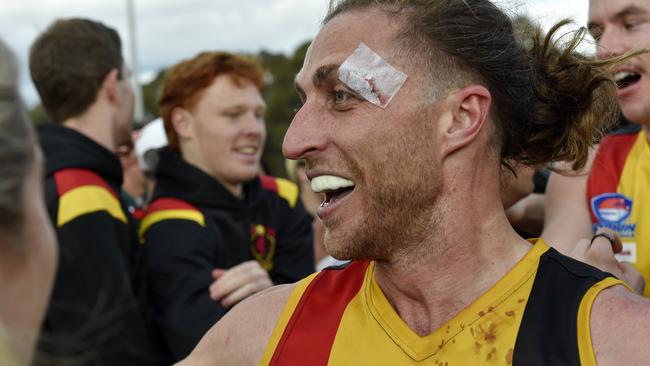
[542, 159, 594, 254]
[569, 230, 645, 294]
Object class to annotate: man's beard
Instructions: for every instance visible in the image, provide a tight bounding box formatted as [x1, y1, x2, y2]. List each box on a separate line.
[324, 136, 443, 263]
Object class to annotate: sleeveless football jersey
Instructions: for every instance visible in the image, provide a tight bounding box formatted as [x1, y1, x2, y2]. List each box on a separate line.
[259, 239, 628, 365]
[587, 127, 650, 296]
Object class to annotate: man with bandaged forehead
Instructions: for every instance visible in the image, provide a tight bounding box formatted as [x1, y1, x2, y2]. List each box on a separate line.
[179, 1, 650, 365]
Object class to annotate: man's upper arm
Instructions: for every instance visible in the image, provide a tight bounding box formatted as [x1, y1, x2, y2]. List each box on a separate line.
[45, 173, 141, 327]
[179, 284, 295, 366]
[590, 285, 650, 366]
[542, 170, 593, 254]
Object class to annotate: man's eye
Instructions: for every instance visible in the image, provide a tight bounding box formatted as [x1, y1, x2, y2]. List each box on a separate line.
[590, 30, 602, 42]
[333, 90, 351, 104]
[588, 25, 603, 42]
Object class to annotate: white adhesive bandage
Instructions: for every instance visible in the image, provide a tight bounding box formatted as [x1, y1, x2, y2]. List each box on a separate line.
[338, 42, 408, 109]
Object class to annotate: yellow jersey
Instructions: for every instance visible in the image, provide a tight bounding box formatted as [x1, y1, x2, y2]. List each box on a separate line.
[260, 239, 627, 365]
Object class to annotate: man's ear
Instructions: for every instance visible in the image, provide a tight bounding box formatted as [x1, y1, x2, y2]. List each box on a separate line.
[102, 69, 120, 103]
[171, 107, 193, 140]
[441, 85, 491, 157]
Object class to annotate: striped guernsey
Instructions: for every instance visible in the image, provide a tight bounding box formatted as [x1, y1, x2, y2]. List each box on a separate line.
[259, 239, 629, 366]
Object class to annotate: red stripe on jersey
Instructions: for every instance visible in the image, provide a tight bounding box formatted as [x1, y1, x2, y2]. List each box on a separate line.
[54, 168, 116, 198]
[260, 175, 278, 193]
[146, 197, 199, 214]
[269, 261, 370, 366]
[587, 133, 638, 222]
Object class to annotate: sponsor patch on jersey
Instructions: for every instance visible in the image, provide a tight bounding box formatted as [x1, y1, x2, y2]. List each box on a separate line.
[591, 193, 633, 225]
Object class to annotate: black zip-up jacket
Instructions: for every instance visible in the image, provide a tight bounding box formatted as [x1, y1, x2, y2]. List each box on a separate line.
[140, 147, 314, 361]
[37, 124, 162, 365]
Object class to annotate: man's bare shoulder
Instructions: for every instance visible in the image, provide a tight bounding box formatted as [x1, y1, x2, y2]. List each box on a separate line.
[178, 283, 297, 366]
[590, 285, 650, 366]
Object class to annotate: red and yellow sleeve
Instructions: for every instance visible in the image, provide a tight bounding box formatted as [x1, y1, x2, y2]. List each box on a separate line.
[54, 168, 126, 227]
[138, 197, 205, 243]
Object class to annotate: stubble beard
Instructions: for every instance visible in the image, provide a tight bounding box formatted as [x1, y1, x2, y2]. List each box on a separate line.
[354, 173, 440, 263]
[325, 113, 443, 263]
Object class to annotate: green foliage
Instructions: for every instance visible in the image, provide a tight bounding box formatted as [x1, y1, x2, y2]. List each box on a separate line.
[28, 103, 50, 124]
[142, 69, 167, 120]
[260, 40, 310, 178]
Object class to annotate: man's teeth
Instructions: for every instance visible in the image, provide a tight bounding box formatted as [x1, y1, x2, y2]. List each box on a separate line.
[615, 71, 637, 82]
[311, 175, 355, 193]
[237, 147, 257, 154]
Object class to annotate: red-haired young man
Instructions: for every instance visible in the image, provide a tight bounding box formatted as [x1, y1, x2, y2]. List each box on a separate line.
[139, 51, 314, 361]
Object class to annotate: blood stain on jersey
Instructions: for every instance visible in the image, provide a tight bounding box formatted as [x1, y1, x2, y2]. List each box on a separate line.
[486, 346, 497, 362]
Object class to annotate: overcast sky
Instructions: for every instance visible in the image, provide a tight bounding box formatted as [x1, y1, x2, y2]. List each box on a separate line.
[0, 0, 590, 108]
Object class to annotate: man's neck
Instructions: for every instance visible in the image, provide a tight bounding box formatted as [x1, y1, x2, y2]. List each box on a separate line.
[643, 124, 650, 144]
[63, 104, 116, 152]
[373, 161, 532, 337]
[222, 180, 244, 198]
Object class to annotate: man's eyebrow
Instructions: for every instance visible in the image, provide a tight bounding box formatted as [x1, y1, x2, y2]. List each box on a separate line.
[312, 64, 340, 87]
[588, 5, 648, 35]
[614, 5, 648, 20]
[294, 63, 342, 100]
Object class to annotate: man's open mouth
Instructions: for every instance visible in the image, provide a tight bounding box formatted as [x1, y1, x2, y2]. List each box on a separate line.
[311, 175, 356, 205]
[323, 187, 354, 204]
[615, 71, 641, 90]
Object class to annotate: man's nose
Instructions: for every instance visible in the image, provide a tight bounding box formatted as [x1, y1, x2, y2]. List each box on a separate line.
[283, 101, 328, 160]
[242, 112, 264, 136]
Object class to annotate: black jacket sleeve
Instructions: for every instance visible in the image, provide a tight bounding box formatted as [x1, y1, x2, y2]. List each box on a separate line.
[41, 197, 160, 365]
[143, 219, 227, 361]
[270, 199, 315, 284]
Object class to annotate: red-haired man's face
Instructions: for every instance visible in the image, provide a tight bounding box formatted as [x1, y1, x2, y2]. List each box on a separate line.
[175, 75, 266, 194]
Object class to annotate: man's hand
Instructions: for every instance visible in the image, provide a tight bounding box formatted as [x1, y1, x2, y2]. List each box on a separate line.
[209, 260, 273, 308]
[568, 229, 645, 295]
